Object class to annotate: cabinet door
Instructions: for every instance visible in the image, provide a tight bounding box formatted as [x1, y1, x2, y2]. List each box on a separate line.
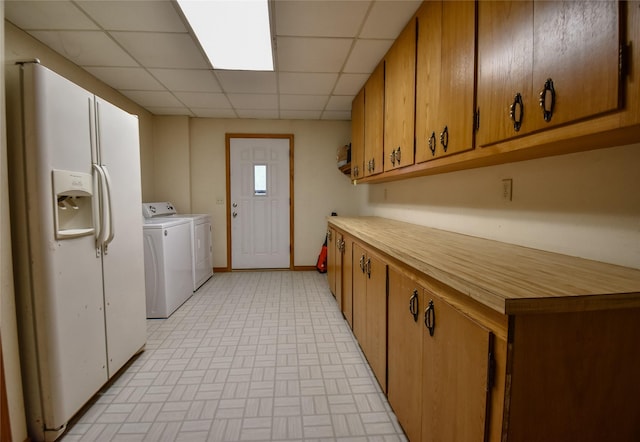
[384, 17, 416, 171]
[364, 61, 385, 177]
[342, 237, 353, 329]
[477, 1, 533, 147]
[415, 1, 442, 164]
[477, 1, 621, 146]
[351, 89, 365, 180]
[327, 227, 336, 296]
[335, 232, 344, 310]
[388, 268, 423, 442]
[530, 1, 621, 132]
[422, 294, 493, 442]
[416, 1, 476, 162]
[365, 251, 388, 393]
[352, 243, 367, 348]
[436, 0, 476, 158]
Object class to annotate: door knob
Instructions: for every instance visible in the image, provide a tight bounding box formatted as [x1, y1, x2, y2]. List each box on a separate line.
[232, 212, 237, 218]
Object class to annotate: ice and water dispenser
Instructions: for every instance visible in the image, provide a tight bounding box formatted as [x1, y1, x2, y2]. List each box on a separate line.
[52, 169, 94, 239]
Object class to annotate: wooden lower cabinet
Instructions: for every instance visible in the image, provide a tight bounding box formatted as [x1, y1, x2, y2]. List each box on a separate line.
[505, 308, 640, 441]
[330, 217, 640, 442]
[327, 227, 336, 296]
[387, 267, 424, 442]
[388, 266, 497, 442]
[352, 242, 388, 392]
[422, 292, 494, 442]
[342, 236, 353, 328]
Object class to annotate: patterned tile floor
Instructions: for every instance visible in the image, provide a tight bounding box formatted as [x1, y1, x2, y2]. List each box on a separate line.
[63, 271, 407, 442]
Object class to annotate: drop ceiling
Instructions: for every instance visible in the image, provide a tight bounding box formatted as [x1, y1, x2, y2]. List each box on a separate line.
[4, 0, 422, 120]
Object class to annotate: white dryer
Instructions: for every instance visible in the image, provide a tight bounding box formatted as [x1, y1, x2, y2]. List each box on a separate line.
[142, 202, 213, 291]
[142, 217, 193, 318]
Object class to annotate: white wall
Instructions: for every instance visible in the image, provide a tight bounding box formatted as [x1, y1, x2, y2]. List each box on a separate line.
[357, 142, 640, 269]
[187, 118, 355, 268]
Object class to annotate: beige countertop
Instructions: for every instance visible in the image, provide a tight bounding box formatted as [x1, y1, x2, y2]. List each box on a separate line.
[328, 216, 640, 315]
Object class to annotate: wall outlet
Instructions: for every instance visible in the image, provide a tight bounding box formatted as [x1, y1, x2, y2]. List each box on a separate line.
[502, 178, 513, 201]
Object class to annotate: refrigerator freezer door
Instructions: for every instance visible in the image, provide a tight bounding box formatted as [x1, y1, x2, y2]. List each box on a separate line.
[95, 97, 147, 377]
[12, 63, 109, 438]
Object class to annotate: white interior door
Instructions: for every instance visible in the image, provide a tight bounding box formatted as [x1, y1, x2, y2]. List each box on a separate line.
[230, 137, 290, 269]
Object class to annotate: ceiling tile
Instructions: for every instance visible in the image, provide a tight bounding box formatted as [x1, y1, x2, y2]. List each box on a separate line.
[277, 37, 352, 73]
[326, 95, 354, 111]
[216, 71, 277, 94]
[281, 110, 322, 120]
[84, 67, 165, 91]
[280, 95, 328, 111]
[279, 73, 338, 95]
[191, 109, 238, 118]
[146, 106, 192, 116]
[227, 94, 278, 110]
[275, 0, 370, 38]
[322, 110, 351, 120]
[360, 1, 422, 39]
[149, 69, 221, 93]
[4, 1, 98, 30]
[28, 30, 138, 67]
[343, 39, 393, 73]
[77, 1, 186, 32]
[236, 109, 280, 119]
[110, 32, 208, 69]
[174, 92, 231, 109]
[333, 73, 369, 95]
[120, 90, 183, 108]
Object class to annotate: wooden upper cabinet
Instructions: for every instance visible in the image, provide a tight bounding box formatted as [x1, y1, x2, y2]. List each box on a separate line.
[416, 0, 476, 164]
[384, 17, 416, 171]
[350, 89, 365, 180]
[530, 1, 621, 131]
[364, 61, 385, 177]
[477, 1, 622, 147]
[476, 1, 533, 147]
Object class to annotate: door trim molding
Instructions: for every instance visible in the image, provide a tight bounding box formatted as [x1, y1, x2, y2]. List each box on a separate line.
[225, 133, 294, 271]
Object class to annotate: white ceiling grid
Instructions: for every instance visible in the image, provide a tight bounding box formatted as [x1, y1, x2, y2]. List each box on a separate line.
[5, 0, 422, 120]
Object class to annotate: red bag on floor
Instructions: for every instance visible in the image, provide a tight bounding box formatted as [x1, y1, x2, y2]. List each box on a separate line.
[316, 236, 328, 273]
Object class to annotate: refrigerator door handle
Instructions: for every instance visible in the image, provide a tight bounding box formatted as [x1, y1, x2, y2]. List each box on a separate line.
[101, 164, 115, 252]
[92, 163, 109, 251]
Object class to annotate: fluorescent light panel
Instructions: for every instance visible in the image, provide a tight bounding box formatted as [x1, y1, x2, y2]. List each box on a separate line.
[177, 0, 274, 71]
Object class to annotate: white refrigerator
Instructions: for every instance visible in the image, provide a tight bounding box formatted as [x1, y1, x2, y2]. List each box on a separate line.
[6, 62, 147, 441]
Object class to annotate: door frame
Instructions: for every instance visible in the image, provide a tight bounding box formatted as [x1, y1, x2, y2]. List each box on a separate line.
[225, 133, 294, 271]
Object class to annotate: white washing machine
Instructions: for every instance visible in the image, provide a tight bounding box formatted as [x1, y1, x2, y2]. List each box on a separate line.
[142, 217, 193, 318]
[142, 202, 213, 291]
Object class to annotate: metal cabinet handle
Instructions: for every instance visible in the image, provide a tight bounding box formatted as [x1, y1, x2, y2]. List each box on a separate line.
[370, 158, 375, 172]
[395, 147, 401, 164]
[510, 92, 524, 132]
[424, 300, 435, 336]
[409, 289, 419, 322]
[539, 78, 556, 122]
[428, 132, 436, 156]
[439, 126, 449, 152]
[359, 255, 366, 273]
[366, 258, 371, 278]
[389, 150, 396, 166]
